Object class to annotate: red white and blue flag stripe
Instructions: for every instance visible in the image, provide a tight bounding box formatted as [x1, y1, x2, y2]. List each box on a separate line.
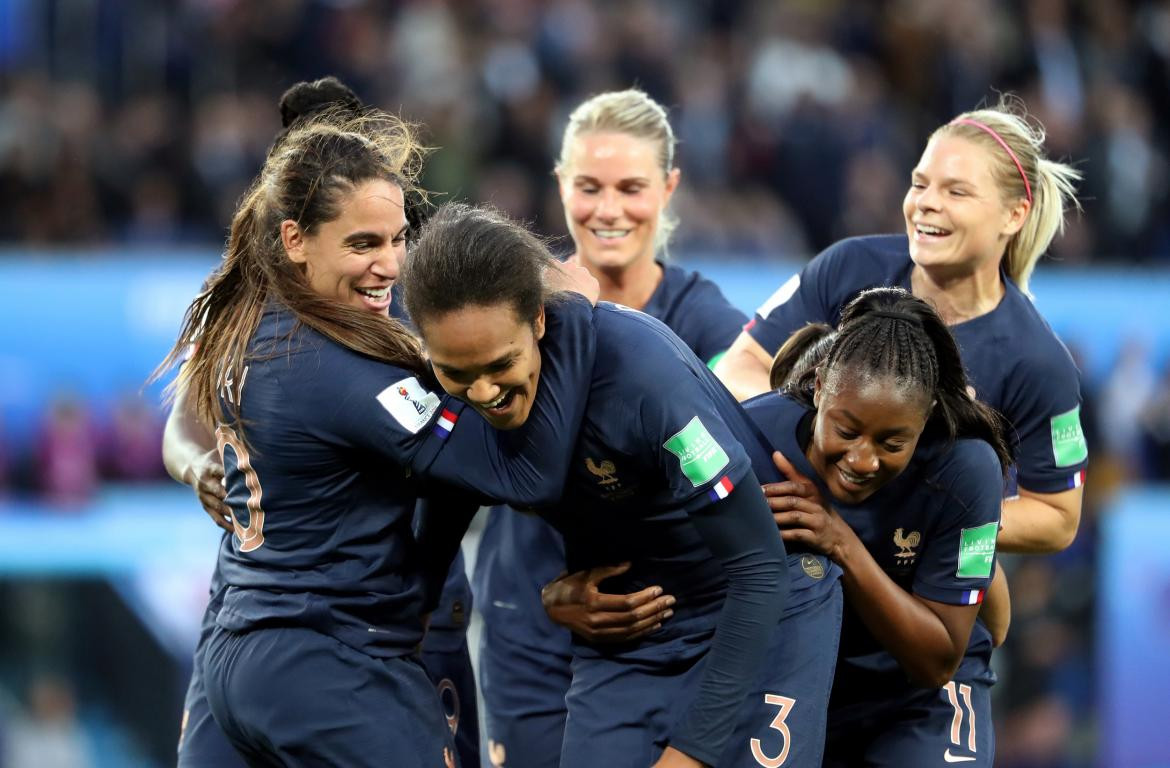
[433, 408, 459, 439]
[961, 589, 985, 605]
[707, 475, 735, 502]
[1067, 469, 1086, 489]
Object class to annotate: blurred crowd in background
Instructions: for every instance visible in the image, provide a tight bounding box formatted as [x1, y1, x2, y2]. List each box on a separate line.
[2, 1, 1170, 766]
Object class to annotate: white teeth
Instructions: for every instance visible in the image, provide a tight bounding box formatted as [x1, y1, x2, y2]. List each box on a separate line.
[840, 467, 873, 485]
[917, 225, 947, 236]
[356, 286, 389, 299]
[484, 391, 508, 409]
[593, 229, 630, 239]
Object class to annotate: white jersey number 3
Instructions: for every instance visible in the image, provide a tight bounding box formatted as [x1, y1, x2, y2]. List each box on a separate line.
[751, 694, 796, 767]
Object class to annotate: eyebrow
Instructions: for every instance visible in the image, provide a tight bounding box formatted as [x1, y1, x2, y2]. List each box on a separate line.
[573, 174, 652, 184]
[436, 350, 520, 376]
[911, 171, 974, 188]
[837, 408, 915, 436]
[342, 230, 385, 244]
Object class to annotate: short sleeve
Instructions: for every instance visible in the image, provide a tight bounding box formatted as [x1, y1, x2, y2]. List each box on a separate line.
[1002, 350, 1089, 493]
[633, 363, 754, 513]
[911, 441, 1004, 605]
[746, 241, 845, 353]
[682, 282, 749, 366]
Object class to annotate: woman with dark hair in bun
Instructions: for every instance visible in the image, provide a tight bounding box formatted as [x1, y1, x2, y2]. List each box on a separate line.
[161, 79, 598, 766]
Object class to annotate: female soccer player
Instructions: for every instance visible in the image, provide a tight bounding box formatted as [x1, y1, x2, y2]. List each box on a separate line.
[403, 202, 842, 768]
[472, 89, 747, 768]
[160, 109, 599, 767]
[166, 77, 487, 768]
[715, 98, 1088, 563]
[754, 287, 1012, 765]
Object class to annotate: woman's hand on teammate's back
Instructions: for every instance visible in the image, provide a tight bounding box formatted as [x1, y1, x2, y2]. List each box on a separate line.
[541, 561, 675, 642]
[188, 448, 232, 532]
[546, 259, 601, 305]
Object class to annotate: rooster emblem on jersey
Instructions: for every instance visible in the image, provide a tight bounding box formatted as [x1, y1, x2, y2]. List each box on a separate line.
[893, 528, 921, 561]
[586, 457, 619, 486]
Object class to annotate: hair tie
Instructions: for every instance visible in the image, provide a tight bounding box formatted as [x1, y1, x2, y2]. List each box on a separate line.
[949, 118, 1033, 205]
[868, 309, 922, 325]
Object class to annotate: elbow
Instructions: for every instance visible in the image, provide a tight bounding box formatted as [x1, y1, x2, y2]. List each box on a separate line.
[989, 623, 1009, 649]
[905, 653, 963, 690]
[1052, 516, 1080, 552]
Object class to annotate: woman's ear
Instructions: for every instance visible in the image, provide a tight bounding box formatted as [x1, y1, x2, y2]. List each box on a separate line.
[533, 304, 547, 341]
[281, 220, 307, 264]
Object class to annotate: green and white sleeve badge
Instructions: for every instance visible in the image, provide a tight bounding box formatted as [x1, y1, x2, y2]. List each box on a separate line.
[663, 416, 730, 487]
[1050, 405, 1088, 468]
[956, 522, 998, 579]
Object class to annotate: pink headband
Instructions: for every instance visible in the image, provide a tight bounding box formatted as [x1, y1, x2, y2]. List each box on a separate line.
[950, 117, 1032, 204]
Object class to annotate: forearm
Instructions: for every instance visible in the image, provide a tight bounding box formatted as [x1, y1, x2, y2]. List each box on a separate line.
[979, 562, 1010, 647]
[671, 481, 789, 765]
[713, 338, 772, 402]
[162, 383, 216, 485]
[836, 536, 962, 687]
[997, 493, 1079, 554]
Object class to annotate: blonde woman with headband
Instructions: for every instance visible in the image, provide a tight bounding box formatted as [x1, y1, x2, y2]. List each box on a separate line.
[716, 97, 1087, 762]
[473, 89, 749, 768]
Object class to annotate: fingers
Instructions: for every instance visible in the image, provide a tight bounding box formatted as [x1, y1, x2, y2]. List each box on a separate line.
[772, 450, 808, 483]
[579, 595, 676, 638]
[587, 584, 669, 613]
[766, 494, 826, 516]
[760, 480, 815, 499]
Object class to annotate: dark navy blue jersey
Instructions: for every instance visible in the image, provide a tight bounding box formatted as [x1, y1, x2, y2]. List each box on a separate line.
[534, 303, 790, 764]
[744, 392, 1002, 695]
[748, 234, 1089, 494]
[214, 299, 595, 658]
[474, 261, 747, 650]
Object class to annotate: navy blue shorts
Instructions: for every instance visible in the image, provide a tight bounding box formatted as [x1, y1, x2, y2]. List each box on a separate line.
[824, 677, 994, 767]
[177, 611, 248, 767]
[421, 634, 481, 768]
[561, 569, 842, 768]
[478, 623, 572, 768]
[203, 625, 456, 767]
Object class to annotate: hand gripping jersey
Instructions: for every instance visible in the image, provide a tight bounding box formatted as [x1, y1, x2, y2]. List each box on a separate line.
[748, 234, 1088, 494]
[743, 392, 1002, 714]
[212, 297, 596, 658]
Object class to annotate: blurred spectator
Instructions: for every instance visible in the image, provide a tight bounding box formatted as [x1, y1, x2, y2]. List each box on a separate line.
[34, 396, 98, 506]
[1139, 364, 1170, 479]
[2, 677, 94, 768]
[101, 394, 166, 483]
[0, 0, 1168, 260]
[1097, 340, 1156, 472]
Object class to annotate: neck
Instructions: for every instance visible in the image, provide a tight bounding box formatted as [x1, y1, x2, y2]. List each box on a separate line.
[910, 260, 1005, 326]
[578, 253, 664, 310]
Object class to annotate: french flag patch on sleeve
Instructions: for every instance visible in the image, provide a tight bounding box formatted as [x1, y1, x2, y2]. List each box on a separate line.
[1068, 469, 1086, 489]
[962, 589, 985, 605]
[707, 475, 735, 502]
[433, 408, 459, 439]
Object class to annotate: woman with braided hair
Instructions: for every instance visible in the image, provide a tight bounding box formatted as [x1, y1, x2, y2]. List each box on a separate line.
[751, 286, 1012, 766]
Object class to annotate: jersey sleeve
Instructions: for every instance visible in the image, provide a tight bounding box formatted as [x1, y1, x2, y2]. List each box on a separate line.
[746, 240, 847, 353]
[1002, 347, 1089, 493]
[911, 441, 1004, 606]
[411, 294, 598, 506]
[683, 281, 749, 368]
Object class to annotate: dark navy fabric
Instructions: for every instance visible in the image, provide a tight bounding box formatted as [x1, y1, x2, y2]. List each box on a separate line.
[743, 392, 1001, 758]
[747, 234, 1088, 494]
[473, 263, 747, 763]
[527, 303, 807, 764]
[478, 622, 573, 768]
[561, 559, 840, 768]
[178, 541, 247, 768]
[420, 628, 480, 768]
[203, 625, 457, 768]
[823, 679, 995, 768]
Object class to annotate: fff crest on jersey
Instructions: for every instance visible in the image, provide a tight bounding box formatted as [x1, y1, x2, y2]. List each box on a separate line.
[893, 527, 921, 564]
[585, 457, 619, 486]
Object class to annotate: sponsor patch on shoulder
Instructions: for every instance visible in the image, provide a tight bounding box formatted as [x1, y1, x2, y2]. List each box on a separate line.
[1050, 405, 1088, 468]
[956, 522, 998, 579]
[376, 377, 440, 434]
[663, 416, 730, 487]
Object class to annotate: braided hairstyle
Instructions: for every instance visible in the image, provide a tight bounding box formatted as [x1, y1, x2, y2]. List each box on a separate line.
[793, 287, 1012, 472]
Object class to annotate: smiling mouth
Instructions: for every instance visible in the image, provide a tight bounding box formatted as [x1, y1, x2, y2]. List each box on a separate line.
[914, 224, 951, 238]
[480, 388, 517, 414]
[837, 465, 877, 489]
[591, 228, 631, 240]
[355, 286, 391, 300]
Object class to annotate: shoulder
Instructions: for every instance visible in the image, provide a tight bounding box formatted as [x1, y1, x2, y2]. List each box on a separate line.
[997, 285, 1080, 380]
[924, 437, 1003, 493]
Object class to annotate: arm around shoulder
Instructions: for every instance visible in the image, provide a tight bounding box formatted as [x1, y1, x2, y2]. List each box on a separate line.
[713, 331, 774, 402]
